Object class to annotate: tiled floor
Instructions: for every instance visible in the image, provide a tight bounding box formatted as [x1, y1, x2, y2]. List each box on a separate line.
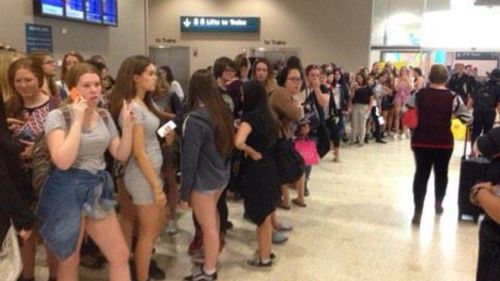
[35, 138, 480, 280]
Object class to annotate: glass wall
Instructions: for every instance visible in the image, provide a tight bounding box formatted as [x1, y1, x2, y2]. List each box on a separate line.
[371, 0, 500, 75]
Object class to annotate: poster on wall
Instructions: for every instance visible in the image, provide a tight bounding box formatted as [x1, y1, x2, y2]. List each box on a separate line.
[25, 23, 53, 53]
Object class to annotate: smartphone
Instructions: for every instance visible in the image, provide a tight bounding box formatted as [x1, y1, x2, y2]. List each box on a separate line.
[157, 120, 177, 137]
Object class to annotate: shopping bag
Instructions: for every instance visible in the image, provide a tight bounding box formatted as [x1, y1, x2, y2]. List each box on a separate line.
[294, 139, 320, 165]
[402, 108, 418, 129]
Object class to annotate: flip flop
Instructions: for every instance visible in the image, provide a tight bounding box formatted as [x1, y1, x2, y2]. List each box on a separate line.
[292, 198, 307, 207]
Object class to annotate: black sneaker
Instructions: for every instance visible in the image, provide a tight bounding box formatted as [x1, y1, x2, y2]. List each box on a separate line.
[411, 211, 422, 226]
[435, 203, 444, 215]
[183, 266, 217, 281]
[149, 259, 166, 280]
[244, 257, 273, 271]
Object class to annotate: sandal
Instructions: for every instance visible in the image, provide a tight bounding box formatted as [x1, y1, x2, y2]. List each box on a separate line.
[292, 198, 307, 207]
[279, 202, 291, 210]
[276, 223, 293, 232]
[80, 254, 106, 269]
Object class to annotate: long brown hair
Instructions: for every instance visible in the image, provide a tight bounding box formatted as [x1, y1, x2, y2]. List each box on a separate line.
[109, 55, 155, 120]
[0, 49, 20, 102]
[61, 51, 84, 84]
[251, 57, 276, 93]
[188, 69, 234, 157]
[28, 51, 58, 97]
[6, 58, 45, 119]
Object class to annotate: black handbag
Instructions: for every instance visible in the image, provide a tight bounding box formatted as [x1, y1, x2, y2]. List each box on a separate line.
[274, 129, 305, 185]
[308, 90, 331, 159]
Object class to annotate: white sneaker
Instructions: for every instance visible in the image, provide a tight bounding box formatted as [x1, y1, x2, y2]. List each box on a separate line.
[405, 129, 411, 139]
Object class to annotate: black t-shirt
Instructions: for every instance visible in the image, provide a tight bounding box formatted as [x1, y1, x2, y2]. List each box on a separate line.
[352, 86, 374, 105]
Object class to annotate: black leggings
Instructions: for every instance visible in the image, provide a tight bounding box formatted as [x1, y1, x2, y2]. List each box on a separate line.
[412, 147, 453, 212]
[476, 216, 500, 281]
[371, 107, 382, 140]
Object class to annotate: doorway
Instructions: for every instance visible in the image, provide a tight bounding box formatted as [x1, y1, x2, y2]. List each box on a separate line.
[149, 46, 190, 92]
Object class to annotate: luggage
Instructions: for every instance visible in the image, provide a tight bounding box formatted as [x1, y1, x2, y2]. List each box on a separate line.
[451, 117, 467, 140]
[458, 127, 489, 222]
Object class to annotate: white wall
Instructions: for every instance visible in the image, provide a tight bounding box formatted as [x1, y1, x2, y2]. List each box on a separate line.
[148, 0, 373, 74]
[0, 0, 146, 75]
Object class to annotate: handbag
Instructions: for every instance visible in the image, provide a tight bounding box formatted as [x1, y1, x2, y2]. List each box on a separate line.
[402, 108, 418, 129]
[294, 138, 319, 165]
[274, 129, 305, 184]
[0, 225, 22, 281]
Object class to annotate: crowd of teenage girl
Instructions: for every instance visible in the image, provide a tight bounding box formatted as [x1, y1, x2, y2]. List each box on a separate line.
[1, 44, 497, 281]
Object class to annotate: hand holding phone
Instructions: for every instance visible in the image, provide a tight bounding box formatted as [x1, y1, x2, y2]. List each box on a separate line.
[157, 120, 177, 138]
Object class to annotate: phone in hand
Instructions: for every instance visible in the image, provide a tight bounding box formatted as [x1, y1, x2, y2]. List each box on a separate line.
[70, 87, 85, 102]
[157, 120, 177, 137]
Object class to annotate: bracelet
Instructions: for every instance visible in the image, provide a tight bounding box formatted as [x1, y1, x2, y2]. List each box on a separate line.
[470, 185, 489, 205]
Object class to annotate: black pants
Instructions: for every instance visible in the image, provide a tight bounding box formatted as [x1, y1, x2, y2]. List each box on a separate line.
[472, 110, 496, 145]
[477, 216, 500, 281]
[371, 106, 382, 140]
[412, 147, 453, 212]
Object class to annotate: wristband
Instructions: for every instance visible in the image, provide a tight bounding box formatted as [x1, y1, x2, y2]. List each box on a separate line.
[470, 185, 489, 205]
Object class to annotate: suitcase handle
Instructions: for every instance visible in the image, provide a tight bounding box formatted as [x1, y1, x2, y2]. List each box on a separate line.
[463, 125, 470, 159]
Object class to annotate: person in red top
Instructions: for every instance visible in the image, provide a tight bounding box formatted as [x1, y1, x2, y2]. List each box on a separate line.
[407, 64, 472, 226]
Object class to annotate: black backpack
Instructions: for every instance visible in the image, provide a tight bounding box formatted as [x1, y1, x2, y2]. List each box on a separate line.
[473, 83, 497, 112]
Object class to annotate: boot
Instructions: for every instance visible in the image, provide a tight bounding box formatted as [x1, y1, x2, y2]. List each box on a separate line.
[411, 210, 422, 226]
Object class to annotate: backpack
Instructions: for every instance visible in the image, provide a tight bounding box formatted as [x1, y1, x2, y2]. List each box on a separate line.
[473, 83, 497, 112]
[31, 106, 110, 196]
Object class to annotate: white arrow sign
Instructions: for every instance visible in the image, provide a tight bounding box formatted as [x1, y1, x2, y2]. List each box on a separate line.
[183, 18, 192, 28]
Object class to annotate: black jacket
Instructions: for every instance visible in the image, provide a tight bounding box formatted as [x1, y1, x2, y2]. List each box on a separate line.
[448, 73, 476, 101]
[0, 133, 35, 244]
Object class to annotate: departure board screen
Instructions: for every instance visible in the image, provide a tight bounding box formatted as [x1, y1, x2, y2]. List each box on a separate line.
[85, 0, 102, 23]
[102, 0, 117, 26]
[34, 0, 117, 26]
[40, 0, 64, 16]
[65, 0, 84, 20]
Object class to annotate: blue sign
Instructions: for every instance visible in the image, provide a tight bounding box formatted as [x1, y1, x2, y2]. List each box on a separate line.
[25, 23, 53, 53]
[180, 16, 260, 33]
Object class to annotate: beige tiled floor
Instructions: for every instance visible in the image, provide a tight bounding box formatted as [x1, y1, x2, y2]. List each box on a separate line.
[35, 138, 480, 280]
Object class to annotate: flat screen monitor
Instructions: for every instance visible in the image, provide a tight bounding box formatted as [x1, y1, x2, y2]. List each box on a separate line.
[33, 0, 117, 26]
[85, 0, 102, 23]
[65, 0, 84, 20]
[40, 0, 64, 17]
[102, 0, 118, 26]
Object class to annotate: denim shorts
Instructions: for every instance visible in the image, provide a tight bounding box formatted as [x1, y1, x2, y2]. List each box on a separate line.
[36, 168, 116, 261]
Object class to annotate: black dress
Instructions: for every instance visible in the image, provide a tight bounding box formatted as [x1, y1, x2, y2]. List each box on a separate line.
[240, 113, 280, 226]
[0, 133, 35, 244]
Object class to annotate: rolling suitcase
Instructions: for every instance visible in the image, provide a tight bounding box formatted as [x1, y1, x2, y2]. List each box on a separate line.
[458, 127, 489, 223]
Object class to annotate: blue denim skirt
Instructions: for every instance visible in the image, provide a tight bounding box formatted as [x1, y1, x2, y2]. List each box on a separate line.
[36, 168, 116, 261]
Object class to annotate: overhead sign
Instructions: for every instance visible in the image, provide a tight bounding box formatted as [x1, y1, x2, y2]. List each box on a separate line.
[180, 16, 260, 33]
[25, 23, 53, 53]
[455, 52, 497, 60]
